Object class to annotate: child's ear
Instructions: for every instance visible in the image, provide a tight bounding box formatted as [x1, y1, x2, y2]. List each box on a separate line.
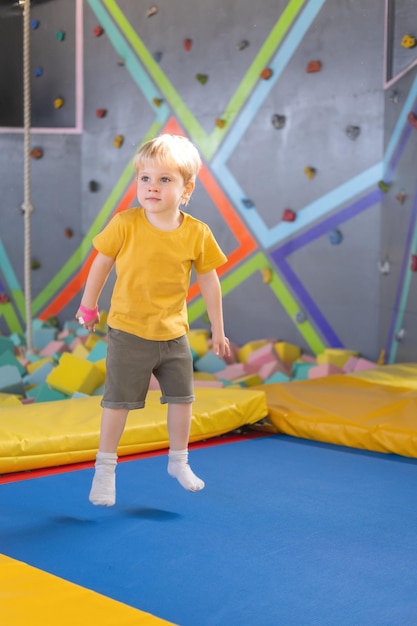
[182, 181, 195, 206]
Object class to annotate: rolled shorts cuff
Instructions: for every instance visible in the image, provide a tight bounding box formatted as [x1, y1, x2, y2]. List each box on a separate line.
[160, 394, 195, 405]
[101, 400, 145, 410]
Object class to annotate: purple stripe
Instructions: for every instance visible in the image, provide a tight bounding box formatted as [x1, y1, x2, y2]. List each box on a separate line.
[271, 189, 383, 346]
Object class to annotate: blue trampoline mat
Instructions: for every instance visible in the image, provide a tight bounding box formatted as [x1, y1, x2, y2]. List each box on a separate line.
[1, 435, 417, 626]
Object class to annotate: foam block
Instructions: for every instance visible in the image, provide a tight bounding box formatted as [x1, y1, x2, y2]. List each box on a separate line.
[232, 373, 263, 387]
[0, 392, 22, 407]
[194, 350, 227, 374]
[317, 349, 359, 369]
[39, 340, 71, 358]
[343, 356, 377, 373]
[214, 362, 258, 381]
[26, 383, 69, 403]
[23, 361, 55, 386]
[0, 350, 26, 376]
[0, 365, 25, 396]
[46, 353, 105, 395]
[264, 371, 292, 384]
[0, 336, 15, 355]
[237, 340, 269, 363]
[247, 342, 278, 366]
[187, 329, 209, 357]
[292, 362, 316, 380]
[26, 357, 54, 374]
[308, 363, 345, 379]
[31, 327, 58, 350]
[274, 341, 301, 364]
[87, 340, 108, 362]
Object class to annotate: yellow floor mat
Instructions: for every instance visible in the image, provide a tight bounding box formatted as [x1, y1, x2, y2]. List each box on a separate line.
[259, 371, 417, 457]
[0, 388, 267, 474]
[0, 554, 175, 625]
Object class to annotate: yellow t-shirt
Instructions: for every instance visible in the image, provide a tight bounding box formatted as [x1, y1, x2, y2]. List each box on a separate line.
[93, 207, 227, 340]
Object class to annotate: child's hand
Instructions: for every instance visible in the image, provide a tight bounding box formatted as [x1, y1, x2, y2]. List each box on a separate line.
[212, 333, 230, 360]
[75, 305, 99, 333]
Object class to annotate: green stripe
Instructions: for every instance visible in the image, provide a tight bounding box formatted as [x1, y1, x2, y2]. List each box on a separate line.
[188, 253, 325, 354]
[0, 302, 23, 334]
[104, 0, 305, 159]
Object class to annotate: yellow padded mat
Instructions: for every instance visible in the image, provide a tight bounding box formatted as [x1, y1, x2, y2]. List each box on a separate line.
[261, 371, 417, 457]
[0, 554, 175, 625]
[0, 388, 267, 474]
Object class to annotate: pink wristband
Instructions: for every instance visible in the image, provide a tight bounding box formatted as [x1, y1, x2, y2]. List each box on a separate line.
[78, 304, 99, 324]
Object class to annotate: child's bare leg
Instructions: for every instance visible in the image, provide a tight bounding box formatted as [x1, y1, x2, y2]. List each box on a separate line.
[89, 408, 129, 506]
[167, 403, 204, 492]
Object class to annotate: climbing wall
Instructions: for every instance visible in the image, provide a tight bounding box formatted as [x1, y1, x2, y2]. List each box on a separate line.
[0, 0, 417, 363]
[379, 0, 417, 364]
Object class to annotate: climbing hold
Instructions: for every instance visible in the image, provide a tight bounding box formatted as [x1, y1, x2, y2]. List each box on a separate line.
[31, 258, 41, 270]
[196, 73, 208, 84]
[271, 114, 286, 130]
[236, 40, 249, 51]
[378, 259, 390, 275]
[328, 229, 343, 245]
[401, 34, 416, 49]
[34, 67, 43, 78]
[89, 180, 99, 192]
[294, 311, 307, 324]
[411, 255, 417, 272]
[31, 19, 39, 29]
[395, 328, 405, 342]
[282, 208, 296, 222]
[345, 125, 360, 140]
[215, 118, 226, 129]
[304, 166, 316, 179]
[260, 68, 273, 80]
[261, 268, 273, 284]
[152, 97, 163, 108]
[378, 180, 390, 193]
[306, 60, 322, 73]
[30, 147, 43, 159]
[146, 5, 158, 17]
[96, 108, 107, 118]
[396, 191, 407, 204]
[153, 51, 163, 62]
[117, 57, 126, 66]
[389, 89, 399, 104]
[64, 228, 74, 239]
[53, 97, 64, 109]
[0, 293, 10, 304]
[113, 134, 124, 148]
[93, 26, 104, 37]
[407, 111, 417, 129]
[242, 198, 254, 209]
[183, 38, 193, 51]
[55, 30, 65, 42]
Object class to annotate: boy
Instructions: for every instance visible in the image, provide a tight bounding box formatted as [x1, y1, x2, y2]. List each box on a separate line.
[77, 134, 230, 506]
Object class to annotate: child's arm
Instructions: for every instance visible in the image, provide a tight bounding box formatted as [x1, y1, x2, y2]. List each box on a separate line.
[197, 269, 230, 359]
[76, 252, 115, 331]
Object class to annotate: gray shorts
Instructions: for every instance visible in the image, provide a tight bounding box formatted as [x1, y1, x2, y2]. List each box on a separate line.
[102, 328, 195, 410]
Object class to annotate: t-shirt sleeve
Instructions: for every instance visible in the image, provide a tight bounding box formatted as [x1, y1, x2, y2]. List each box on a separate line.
[193, 224, 228, 274]
[92, 214, 124, 258]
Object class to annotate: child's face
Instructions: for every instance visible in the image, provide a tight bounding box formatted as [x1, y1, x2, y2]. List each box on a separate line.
[136, 162, 194, 216]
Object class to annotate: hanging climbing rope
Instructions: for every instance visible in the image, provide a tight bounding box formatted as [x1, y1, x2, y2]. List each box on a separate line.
[21, 0, 34, 352]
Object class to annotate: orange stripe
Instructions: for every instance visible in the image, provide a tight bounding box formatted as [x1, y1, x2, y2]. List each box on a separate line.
[39, 180, 137, 320]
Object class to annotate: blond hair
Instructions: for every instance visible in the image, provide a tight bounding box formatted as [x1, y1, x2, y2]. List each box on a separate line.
[133, 134, 202, 185]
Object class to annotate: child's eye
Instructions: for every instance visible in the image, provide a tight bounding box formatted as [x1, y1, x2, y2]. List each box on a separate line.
[161, 177, 170, 183]
[140, 175, 149, 182]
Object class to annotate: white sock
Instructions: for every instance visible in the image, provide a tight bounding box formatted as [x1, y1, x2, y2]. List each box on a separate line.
[167, 449, 205, 492]
[89, 451, 118, 506]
